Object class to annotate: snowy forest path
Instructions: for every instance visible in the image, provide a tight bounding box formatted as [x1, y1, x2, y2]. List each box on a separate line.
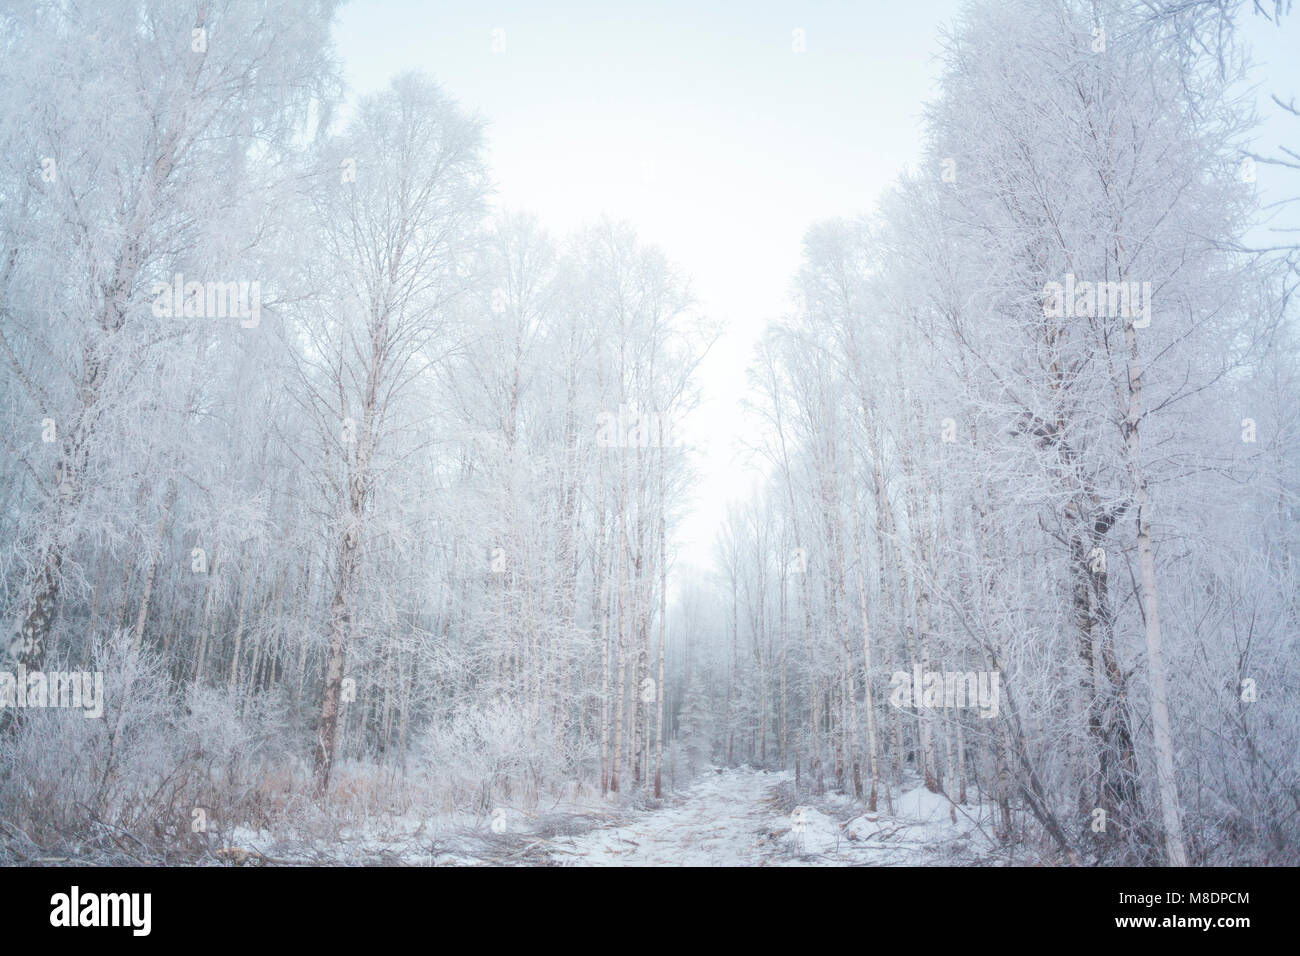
[547, 767, 785, 866]
[214, 768, 996, 866]
[534, 767, 995, 867]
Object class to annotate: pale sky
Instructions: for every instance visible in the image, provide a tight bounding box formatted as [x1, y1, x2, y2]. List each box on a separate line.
[334, 0, 1299, 572]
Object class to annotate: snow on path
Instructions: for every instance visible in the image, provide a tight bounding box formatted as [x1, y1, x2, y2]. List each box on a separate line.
[218, 767, 997, 866]
[542, 767, 995, 867]
[547, 768, 780, 866]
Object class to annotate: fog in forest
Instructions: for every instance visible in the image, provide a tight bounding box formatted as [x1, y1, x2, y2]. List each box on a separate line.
[0, 0, 1297, 870]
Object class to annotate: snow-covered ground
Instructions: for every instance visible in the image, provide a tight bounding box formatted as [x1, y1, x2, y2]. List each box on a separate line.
[546, 767, 782, 866]
[215, 767, 1000, 866]
[539, 767, 997, 867]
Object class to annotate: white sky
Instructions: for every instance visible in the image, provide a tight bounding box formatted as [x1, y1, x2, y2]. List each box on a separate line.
[335, 0, 1299, 572]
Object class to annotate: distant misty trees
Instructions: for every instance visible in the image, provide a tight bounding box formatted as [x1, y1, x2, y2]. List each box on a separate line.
[0, 0, 1293, 869]
[685, 0, 1298, 865]
[0, 0, 708, 845]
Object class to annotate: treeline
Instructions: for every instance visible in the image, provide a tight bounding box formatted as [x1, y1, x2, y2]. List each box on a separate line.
[680, 0, 1298, 865]
[0, 0, 706, 853]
